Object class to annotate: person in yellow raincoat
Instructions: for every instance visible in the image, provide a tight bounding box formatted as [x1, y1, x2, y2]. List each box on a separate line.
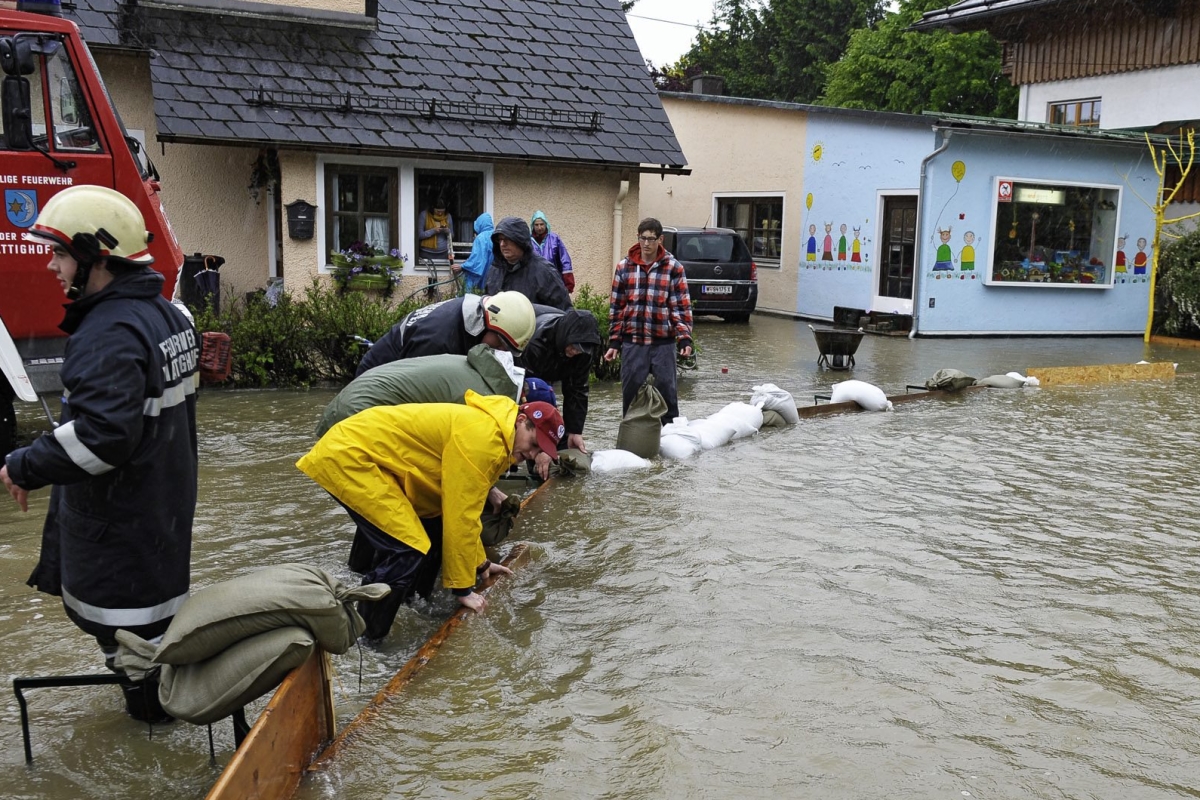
[297, 390, 565, 639]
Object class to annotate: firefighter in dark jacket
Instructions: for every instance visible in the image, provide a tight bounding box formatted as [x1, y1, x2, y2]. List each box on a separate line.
[0, 185, 199, 722]
[355, 292, 536, 377]
[517, 306, 601, 478]
[484, 216, 572, 311]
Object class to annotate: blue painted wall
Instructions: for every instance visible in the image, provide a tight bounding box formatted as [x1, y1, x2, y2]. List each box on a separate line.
[914, 132, 1157, 335]
[795, 113, 932, 319]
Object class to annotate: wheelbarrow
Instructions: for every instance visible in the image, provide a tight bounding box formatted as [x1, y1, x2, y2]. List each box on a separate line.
[809, 324, 864, 370]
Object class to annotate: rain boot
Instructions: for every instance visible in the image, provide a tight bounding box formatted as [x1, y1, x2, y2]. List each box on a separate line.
[121, 678, 173, 724]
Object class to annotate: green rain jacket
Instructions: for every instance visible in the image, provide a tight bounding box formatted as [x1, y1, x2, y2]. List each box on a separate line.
[316, 344, 522, 437]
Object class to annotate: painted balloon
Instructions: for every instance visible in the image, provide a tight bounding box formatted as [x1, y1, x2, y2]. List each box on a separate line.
[951, 160, 966, 182]
[805, 193, 813, 210]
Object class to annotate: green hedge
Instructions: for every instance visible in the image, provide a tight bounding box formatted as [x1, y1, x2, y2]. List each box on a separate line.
[1155, 226, 1200, 337]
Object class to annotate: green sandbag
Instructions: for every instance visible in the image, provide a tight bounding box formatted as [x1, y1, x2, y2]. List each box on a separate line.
[924, 368, 977, 393]
[760, 408, 789, 428]
[480, 494, 523, 547]
[616, 375, 667, 459]
[153, 564, 389, 665]
[552, 448, 592, 476]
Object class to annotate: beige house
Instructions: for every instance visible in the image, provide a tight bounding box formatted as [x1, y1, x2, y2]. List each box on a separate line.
[71, 0, 687, 301]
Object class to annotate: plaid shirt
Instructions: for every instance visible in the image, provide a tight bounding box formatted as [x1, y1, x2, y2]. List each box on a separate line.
[608, 244, 693, 348]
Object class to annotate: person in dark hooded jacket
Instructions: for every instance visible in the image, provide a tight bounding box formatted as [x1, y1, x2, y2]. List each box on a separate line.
[0, 185, 198, 724]
[517, 306, 601, 477]
[484, 216, 572, 311]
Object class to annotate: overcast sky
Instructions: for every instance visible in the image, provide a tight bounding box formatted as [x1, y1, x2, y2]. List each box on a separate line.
[626, 0, 717, 68]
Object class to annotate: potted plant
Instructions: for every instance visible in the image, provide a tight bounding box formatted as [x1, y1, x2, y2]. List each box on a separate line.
[329, 241, 406, 297]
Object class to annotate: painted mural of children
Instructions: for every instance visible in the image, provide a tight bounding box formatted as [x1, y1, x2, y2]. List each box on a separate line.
[851, 227, 862, 263]
[821, 222, 834, 261]
[806, 224, 817, 262]
[1115, 235, 1127, 275]
[933, 227, 954, 270]
[837, 223, 847, 261]
[1133, 237, 1148, 274]
[960, 231, 976, 271]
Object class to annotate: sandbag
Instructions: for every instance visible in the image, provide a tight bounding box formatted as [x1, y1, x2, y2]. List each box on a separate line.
[924, 368, 977, 393]
[973, 374, 1027, 388]
[750, 383, 800, 424]
[153, 564, 390, 665]
[551, 448, 592, 477]
[163, 627, 315, 725]
[480, 493, 522, 547]
[760, 409, 788, 428]
[1006, 371, 1041, 387]
[830, 380, 893, 412]
[688, 416, 737, 449]
[710, 402, 763, 438]
[590, 450, 653, 472]
[616, 375, 667, 459]
[659, 418, 703, 459]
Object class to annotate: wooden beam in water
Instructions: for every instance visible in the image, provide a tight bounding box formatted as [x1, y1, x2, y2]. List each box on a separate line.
[205, 649, 335, 800]
[1026, 362, 1175, 386]
[307, 543, 531, 772]
[795, 385, 985, 419]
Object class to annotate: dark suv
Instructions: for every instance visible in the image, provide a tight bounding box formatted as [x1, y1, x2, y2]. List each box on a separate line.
[661, 226, 758, 323]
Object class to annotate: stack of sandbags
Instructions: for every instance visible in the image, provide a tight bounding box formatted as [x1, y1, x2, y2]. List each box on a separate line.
[116, 564, 389, 725]
[660, 402, 764, 459]
[751, 383, 800, 427]
[659, 417, 704, 459]
[830, 380, 893, 412]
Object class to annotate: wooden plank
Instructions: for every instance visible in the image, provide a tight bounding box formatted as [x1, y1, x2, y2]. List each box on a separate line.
[1151, 334, 1200, 349]
[206, 649, 335, 800]
[795, 385, 985, 419]
[1026, 362, 1176, 386]
[307, 543, 532, 772]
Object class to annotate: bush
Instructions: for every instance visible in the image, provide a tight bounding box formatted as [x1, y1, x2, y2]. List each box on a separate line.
[572, 284, 619, 381]
[1155, 226, 1200, 337]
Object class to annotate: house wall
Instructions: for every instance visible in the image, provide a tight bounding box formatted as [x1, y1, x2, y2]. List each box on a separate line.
[1019, 64, 1200, 130]
[639, 97, 806, 314]
[914, 133, 1158, 335]
[793, 114, 932, 320]
[93, 51, 270, 301]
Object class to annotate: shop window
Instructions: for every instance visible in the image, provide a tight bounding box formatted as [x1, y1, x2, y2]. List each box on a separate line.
[324, 165, 397, 258]
[716, 196, 783, 263]
[988, 179, 1120, 287]
[1048, 99, 1101, 128]
[414, 168, 485, 265]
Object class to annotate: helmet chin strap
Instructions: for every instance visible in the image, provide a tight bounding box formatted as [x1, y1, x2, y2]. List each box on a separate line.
[66, 232, 103, 300]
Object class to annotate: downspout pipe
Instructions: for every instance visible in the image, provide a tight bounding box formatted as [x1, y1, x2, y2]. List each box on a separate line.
[910, 129, 953, 339]
[612, 179, 630, 267]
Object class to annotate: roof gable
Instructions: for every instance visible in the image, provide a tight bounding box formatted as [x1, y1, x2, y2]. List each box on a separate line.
[69, 0, 686, 169]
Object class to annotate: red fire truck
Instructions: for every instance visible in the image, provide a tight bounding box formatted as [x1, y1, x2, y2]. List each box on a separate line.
[1, 0, 182, 455]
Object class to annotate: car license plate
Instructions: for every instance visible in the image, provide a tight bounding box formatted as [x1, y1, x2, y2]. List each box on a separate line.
[702, 285, 733, 295]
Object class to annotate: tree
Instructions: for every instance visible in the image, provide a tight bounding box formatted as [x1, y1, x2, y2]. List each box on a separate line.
[821, 0, 1018, 117]
[673, 0, 884, 104]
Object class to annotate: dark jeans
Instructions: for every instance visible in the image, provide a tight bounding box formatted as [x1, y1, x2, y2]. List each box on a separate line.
[342, 506, 444, 640]
[620, 341, 679, 425]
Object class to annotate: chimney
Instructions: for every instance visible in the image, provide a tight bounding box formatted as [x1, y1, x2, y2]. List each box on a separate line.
[691, 74, 725, 96]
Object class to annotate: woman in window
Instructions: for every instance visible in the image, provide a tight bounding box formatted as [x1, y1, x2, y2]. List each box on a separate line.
[417, 196, 454, 262]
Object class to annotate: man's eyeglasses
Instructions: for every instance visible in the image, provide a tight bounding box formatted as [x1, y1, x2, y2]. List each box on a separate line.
[637, 236, 659, 243]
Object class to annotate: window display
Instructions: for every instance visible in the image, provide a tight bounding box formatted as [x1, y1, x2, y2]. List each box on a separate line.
[987, 178, 1119, 288]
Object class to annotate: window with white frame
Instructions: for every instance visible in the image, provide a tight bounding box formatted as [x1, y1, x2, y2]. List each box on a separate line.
[1048, 98, 1101, 128]
[716, 196, 783, 263]
[324, 165, 397, 258]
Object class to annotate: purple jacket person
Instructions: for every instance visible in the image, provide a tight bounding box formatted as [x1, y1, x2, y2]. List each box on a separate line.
[530, 211, 574, 293]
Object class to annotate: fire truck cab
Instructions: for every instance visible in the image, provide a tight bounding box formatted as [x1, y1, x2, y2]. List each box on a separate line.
[1, 1, 182, 456]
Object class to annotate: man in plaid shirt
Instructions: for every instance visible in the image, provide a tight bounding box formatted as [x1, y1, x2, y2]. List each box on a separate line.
[603, 217, 694, 424]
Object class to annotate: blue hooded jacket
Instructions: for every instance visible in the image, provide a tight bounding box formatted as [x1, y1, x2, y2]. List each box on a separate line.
[460, 213, 493, 292]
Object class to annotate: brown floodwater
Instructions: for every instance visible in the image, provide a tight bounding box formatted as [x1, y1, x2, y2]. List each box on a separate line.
[2, 315, 1199, 799]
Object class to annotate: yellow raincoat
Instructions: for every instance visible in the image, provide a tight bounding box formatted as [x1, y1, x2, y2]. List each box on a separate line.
[297, 390, 517, 591]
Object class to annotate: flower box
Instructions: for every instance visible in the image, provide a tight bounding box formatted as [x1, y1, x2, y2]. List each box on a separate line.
[346, 273, 392, 291]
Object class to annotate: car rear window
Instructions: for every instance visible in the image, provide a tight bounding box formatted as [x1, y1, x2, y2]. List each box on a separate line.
[673, 233, 752, 263]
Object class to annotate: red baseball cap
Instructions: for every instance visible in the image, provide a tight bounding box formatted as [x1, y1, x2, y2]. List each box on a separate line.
[519, 401, 565, 459]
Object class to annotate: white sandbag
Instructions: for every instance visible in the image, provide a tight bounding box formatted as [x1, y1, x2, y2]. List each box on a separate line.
[1004, 371, 1041, 387]
[750, 383, 800, 424]
[659, 419, 703, 459]
[590, 449, 653, 472]
[711, 401, 763, 438]
[689, 416, 737, 449]
[973, 374, 1027, 388]
[830, 379, 893, 412]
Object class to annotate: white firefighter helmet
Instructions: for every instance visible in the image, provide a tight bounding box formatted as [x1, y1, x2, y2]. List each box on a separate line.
[25, 184, 154, 266]
[482, 291, 536, 353]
